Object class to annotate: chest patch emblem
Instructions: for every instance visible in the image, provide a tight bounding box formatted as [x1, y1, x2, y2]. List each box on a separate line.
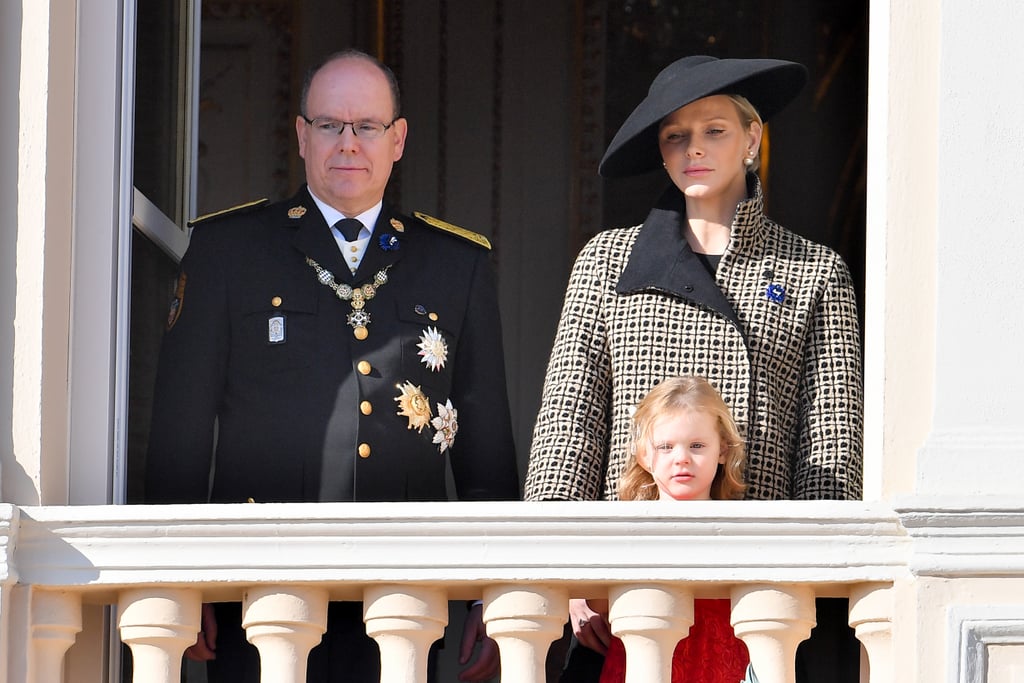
[267, 315, 286, 344]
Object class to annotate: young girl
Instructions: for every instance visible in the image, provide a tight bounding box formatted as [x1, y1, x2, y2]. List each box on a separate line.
[575, 376, 754, 683]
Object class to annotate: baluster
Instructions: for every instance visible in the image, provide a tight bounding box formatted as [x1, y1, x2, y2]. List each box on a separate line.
[364, 585, 447, 683]
[483, 584, 568, 683]
[30, 589, 82, 682]
[608, 584, 693, 683]
[118, 587, 201, 683]
[731, 584, 815, 683]
[242, 586, 328, 683]
[849, 583, 893, 683]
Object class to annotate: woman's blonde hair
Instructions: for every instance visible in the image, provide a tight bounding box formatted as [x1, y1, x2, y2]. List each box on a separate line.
[618, 376, 746, 501]
[728, 94, 764, 173]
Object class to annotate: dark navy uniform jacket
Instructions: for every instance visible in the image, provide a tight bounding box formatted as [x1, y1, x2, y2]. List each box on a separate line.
[145, 186, 520, 504]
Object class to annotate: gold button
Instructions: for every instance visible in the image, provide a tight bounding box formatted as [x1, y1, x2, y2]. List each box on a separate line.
[360, 401, 372, 415]
[358, 443, 371, 458]
[350, 256, 358, 262]
[271, 296, 282, 307]
[350, 245, 358, 252]
[357, 360, 372, 375]
[428, 312, 439, 321]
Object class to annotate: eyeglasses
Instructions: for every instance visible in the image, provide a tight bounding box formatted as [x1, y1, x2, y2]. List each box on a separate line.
[301, 116, 398, 139]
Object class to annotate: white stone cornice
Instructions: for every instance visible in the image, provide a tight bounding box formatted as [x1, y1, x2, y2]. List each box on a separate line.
[894, 496, 1024, 577]
[0, 504, 18, 584]
[14, 501, 907, 600]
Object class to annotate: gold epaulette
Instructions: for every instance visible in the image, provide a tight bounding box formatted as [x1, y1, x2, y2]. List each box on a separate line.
[413, 211, 491, 250]
[187, 198, 269, 227]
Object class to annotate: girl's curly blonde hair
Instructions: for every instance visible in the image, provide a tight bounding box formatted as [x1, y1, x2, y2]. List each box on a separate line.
[618, 376, 746, 501]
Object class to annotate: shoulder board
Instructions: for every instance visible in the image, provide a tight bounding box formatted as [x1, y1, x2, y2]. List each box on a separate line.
[187, 198, 269, 228]
[413, 211, 491, 250]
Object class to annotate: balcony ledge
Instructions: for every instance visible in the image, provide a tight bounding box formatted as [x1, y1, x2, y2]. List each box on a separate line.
[4, 498, 1022, 604]
[7, 501, 899, 600]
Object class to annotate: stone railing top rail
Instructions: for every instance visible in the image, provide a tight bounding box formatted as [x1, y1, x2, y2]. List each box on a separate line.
[2, 498, 1023, 602]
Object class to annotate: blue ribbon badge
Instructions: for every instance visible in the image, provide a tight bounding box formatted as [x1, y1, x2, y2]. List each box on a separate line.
[765, 283, 786, 304]
[379, 233, 400, 251]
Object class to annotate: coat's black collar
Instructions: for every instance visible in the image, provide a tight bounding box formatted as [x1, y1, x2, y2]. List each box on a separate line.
[286, 186, 406, 283]
[616, 185, 743, 333]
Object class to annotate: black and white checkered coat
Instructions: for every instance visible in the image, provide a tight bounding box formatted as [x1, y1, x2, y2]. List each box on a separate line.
[525, 180, 863, 501]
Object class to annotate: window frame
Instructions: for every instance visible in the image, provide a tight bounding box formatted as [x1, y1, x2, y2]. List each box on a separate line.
[70, 0, 200, 507]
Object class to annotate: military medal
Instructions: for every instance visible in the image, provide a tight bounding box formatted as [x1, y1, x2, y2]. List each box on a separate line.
[395, 381, 432, 432]
[417, 326, 448, 371]
[394, 382, 459, 454]
[306, 257, 391, 339]
[431, 400, 458, 453]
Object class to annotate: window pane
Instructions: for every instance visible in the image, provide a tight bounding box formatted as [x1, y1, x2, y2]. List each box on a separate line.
[134, 0, 187, 224]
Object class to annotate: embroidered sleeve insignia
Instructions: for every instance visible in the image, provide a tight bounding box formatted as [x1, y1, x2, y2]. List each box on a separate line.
[166, 272, 187, 330]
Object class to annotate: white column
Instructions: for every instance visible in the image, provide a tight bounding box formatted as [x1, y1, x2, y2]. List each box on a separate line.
[364, 585, 447, 683]
[29, 589, 82, 683]
[242, 586, 328, 683]
[849, 584, 893, 683]
[607, 584, 693, 683]
[10, 0, 77, 507]
[912, 0, 1024, 498]
[483, 584, 568, 683]
[118, 588, 201, 683]
[731, 584, 816, 683]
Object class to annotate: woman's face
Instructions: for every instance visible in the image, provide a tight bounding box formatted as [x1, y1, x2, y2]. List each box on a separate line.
[658, 94, 760, 202]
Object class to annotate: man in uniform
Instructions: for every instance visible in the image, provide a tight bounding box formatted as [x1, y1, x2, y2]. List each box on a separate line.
[145, 48, 519, 682]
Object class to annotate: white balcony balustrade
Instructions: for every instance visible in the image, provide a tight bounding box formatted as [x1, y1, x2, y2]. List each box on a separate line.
[2, 499, 1021, 682]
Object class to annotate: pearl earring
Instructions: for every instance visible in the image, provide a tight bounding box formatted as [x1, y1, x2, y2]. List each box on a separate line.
[743, 156, 754, 167]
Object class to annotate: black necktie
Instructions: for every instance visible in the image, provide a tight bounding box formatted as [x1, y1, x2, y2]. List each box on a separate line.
[335, 218, 364, 242]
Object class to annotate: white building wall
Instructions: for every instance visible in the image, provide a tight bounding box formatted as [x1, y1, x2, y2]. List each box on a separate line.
[863, 0, 940, 499]
[916, 0, 1024, 497]
[2, 0, 77, 507]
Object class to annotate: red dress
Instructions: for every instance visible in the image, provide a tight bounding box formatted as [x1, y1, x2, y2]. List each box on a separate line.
[599, 599, 749, 683]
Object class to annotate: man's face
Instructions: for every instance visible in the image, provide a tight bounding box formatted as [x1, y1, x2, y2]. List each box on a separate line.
[296, 57, 407, 216]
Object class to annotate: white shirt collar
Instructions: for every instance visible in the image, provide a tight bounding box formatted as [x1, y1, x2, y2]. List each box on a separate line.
[306, 189, 382, 239]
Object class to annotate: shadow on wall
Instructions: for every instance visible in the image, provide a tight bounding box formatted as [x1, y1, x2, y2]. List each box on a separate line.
[0, 1, 24, 502]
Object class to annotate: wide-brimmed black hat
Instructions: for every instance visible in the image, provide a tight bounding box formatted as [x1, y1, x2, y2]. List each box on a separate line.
[599, 55, 808, 178]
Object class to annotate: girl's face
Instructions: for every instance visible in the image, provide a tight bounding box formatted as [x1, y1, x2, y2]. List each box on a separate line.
[658, 94, 760, 203]
[640, 409, 725, 501]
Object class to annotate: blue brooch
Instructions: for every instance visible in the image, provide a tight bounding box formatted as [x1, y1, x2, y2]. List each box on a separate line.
[378, 233, 400, 251]
[765, 283, 786, 304]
